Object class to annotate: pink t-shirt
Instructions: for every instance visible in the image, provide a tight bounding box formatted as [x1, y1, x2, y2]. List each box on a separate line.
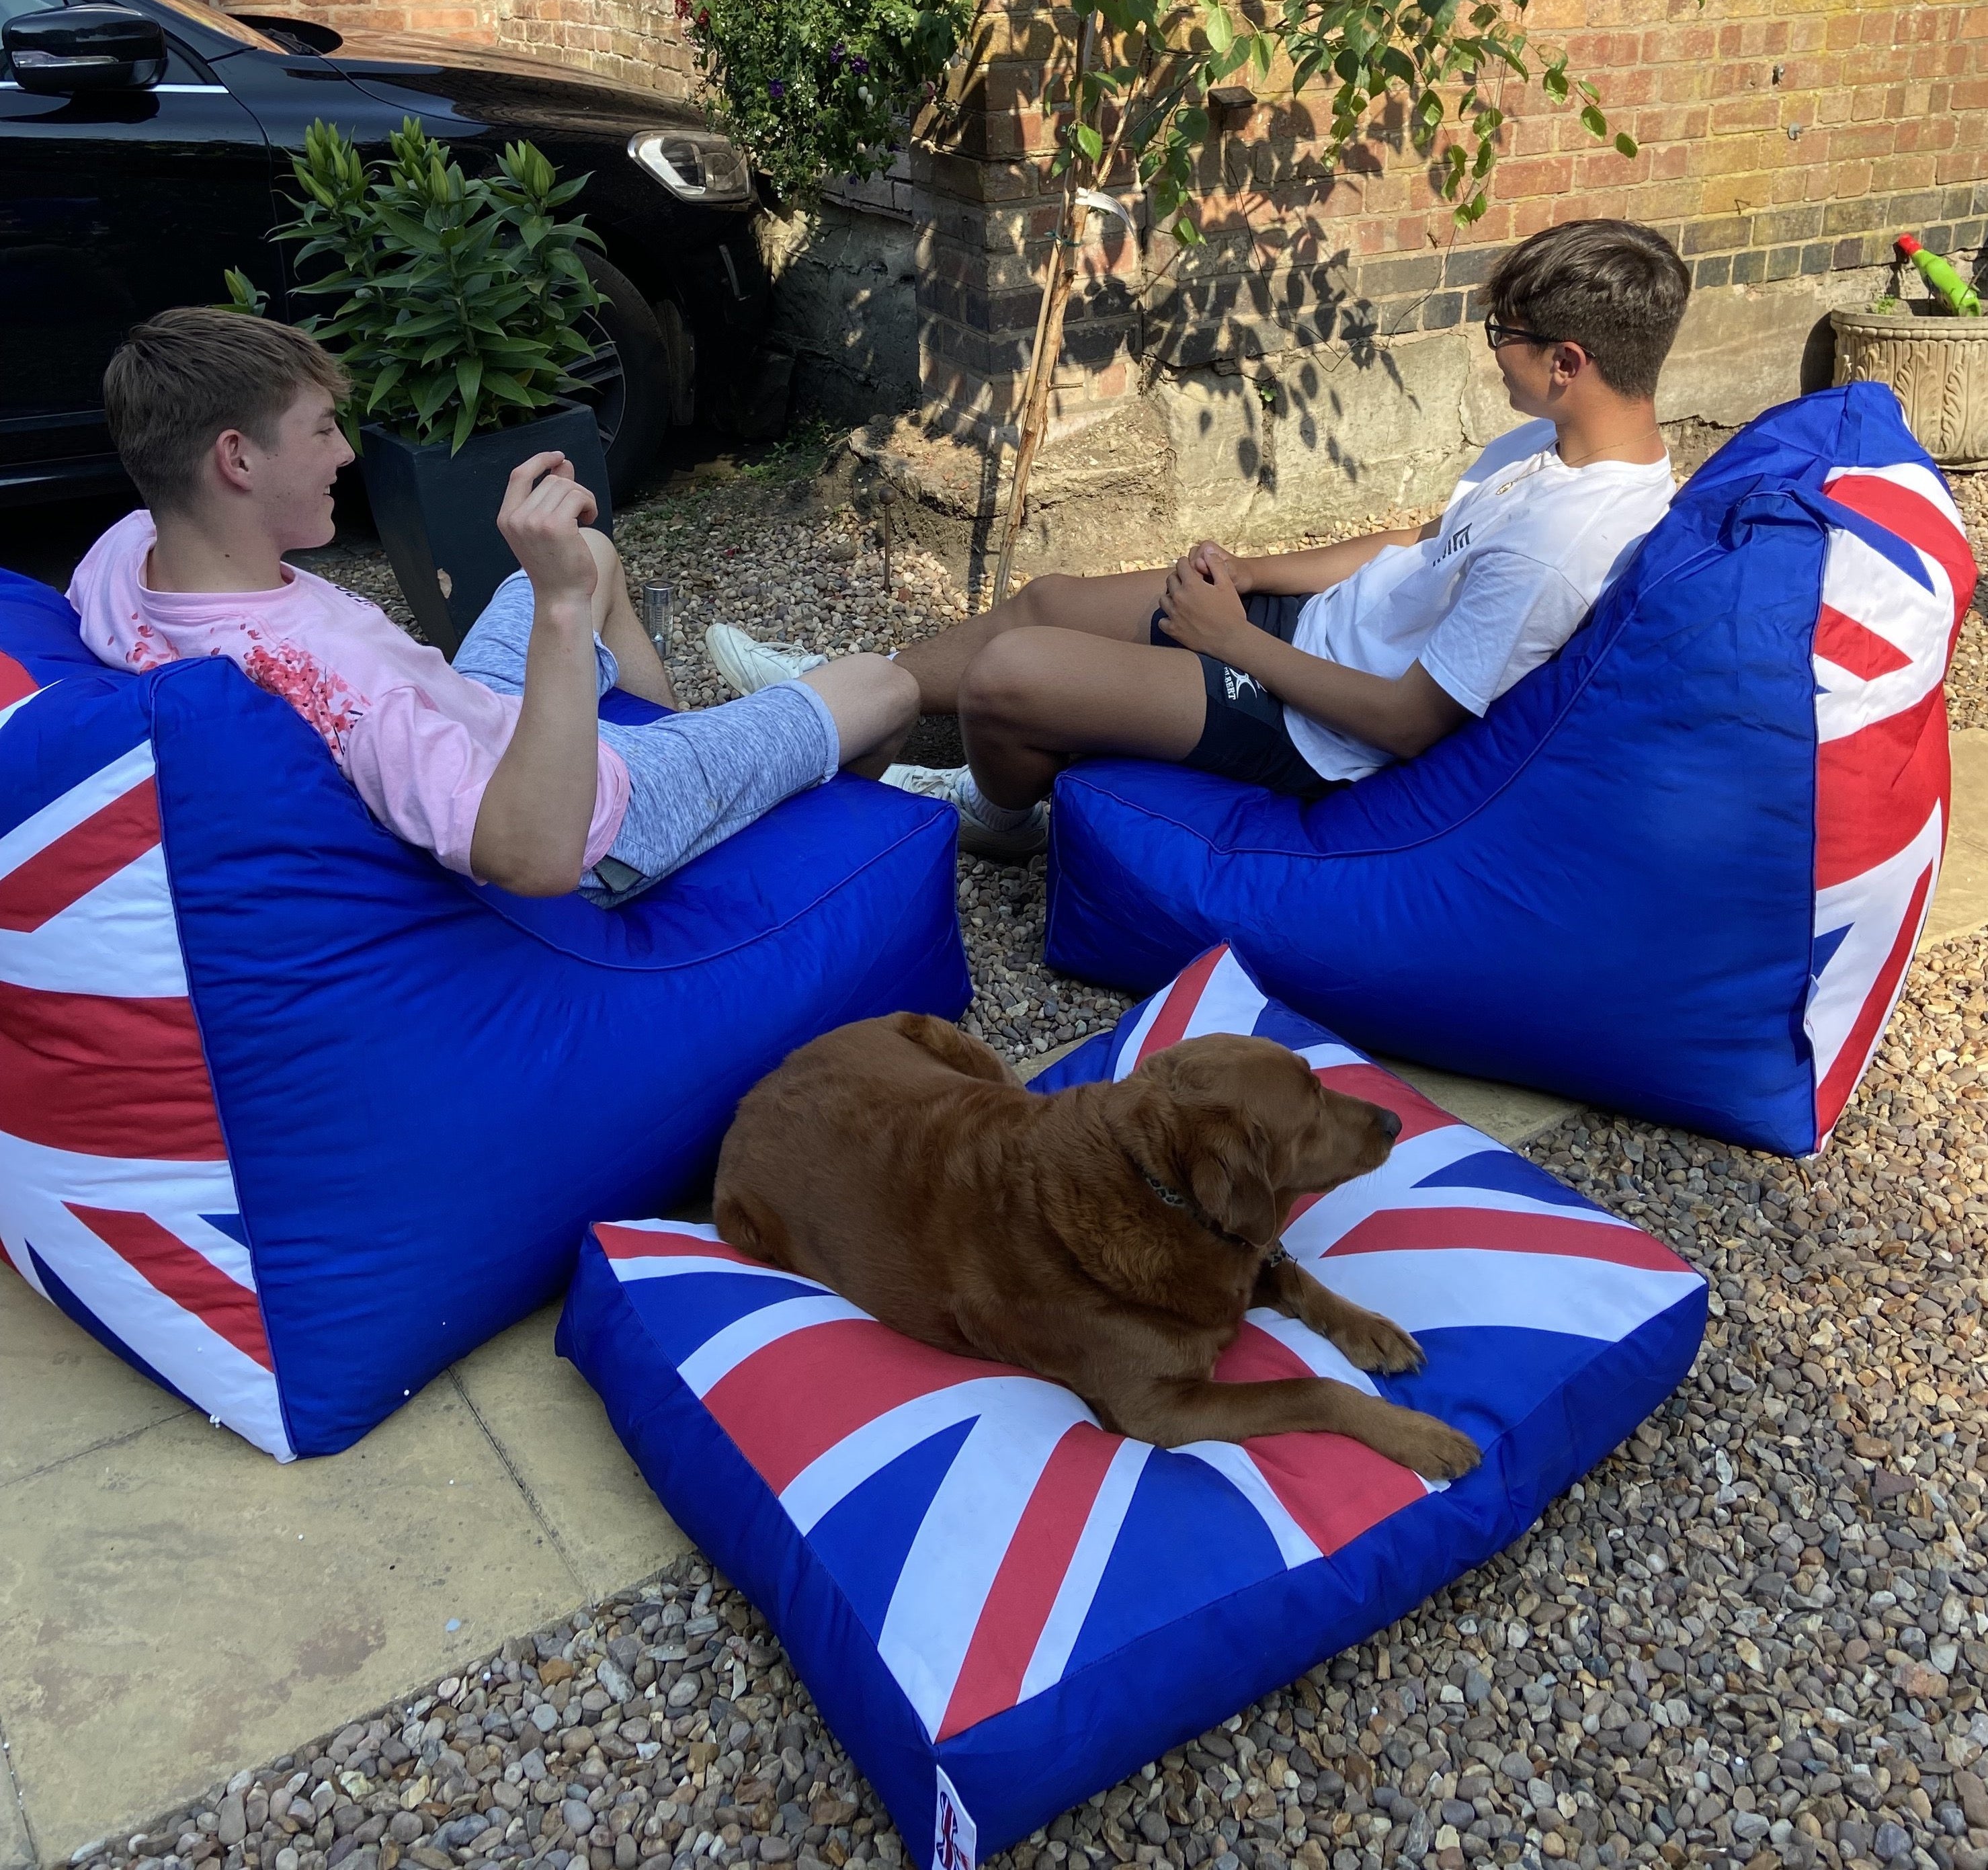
[68, 511, 630, 880]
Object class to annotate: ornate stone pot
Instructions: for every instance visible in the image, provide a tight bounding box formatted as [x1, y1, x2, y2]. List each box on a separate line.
[1831, 301, 1988, 469]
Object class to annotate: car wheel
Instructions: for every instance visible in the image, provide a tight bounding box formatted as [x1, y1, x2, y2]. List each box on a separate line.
[567, 251, 674, 498]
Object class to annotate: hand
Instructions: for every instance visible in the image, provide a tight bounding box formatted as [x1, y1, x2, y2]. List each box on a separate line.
[1157, 552, 1254, 662]
[1188, 539, 1252, 595]
[496, 452, 599, 618]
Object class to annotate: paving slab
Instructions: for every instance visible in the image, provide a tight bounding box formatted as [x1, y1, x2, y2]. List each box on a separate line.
[1, 1753, 34, 1870]
[0, 1273, 186, 1488]
[1925, 727, 1988, 949]
[0, 1346, 581, 1865]
[1378, 1060, 1577, 1144]
[450, 1304, 692, 1603]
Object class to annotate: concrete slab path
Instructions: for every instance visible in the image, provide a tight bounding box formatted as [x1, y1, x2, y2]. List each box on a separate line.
[5, 727, 1987, 1869]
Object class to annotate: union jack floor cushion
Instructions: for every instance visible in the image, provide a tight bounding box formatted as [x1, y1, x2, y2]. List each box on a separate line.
[557, 946, 1707, 1867]
[0, 568, 968, 1461]
[1044, 384, 1979, 1156]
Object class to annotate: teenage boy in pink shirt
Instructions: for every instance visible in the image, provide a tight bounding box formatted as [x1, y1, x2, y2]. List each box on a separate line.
[69, 308, 917, 903]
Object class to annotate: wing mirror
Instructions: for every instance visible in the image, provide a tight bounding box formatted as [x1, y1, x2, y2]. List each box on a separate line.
[3, 5, 169, 93]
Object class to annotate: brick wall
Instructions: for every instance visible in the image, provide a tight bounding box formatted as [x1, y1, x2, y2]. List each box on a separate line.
[915, 0, 1988, 442]
[280, 0, 698, 98]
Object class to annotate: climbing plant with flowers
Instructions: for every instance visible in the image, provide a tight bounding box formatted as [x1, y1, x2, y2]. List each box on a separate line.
[677, 0, 968, 203]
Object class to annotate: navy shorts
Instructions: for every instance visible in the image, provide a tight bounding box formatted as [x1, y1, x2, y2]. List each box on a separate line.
[1150, 593, 1339, 800]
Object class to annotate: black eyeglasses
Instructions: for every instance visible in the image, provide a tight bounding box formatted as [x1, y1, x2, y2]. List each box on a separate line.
[1483, 313, 1563, 350]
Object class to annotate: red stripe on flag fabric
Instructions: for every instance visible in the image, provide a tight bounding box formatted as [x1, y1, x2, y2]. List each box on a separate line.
[0, 979, 224, 1160]
[1813, 603, 1913, 680]
[1133, 946, 1228, 1066]
[1815, 858, 1934, 1134]
[1327, 1204, 1685, 1270]
[65, 1201, 272, 1371]
[1311, 1063, 1455, 1144]
[1815, 701, 1948, 891]
[703, 1317, 1021, 1495]
[0, 651, 36, 710]
[1826, 474, 1979, 624]
[936, 1422, 1122, 1740]
[0, 776, 161, 934]
[1212, 1324, 1424, 1555]
[596, 1223, 759, 1266]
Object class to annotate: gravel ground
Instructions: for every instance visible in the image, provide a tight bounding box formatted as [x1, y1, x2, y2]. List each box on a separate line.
[83, 458, 1988, 1870]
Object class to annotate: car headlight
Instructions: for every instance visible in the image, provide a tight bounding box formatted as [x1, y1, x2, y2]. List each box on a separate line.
[628, 130, 754, 206]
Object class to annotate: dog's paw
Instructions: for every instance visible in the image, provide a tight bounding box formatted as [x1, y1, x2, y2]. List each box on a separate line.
[1382, 1410, 1482, 1481]
[1327, 1306, 1425, 1374]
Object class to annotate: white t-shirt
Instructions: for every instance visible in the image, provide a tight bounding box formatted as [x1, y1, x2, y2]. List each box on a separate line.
[1282, 419, 1675, 782]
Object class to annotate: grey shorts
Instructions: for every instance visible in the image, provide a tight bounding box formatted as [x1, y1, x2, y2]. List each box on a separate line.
[456, 571, 840, 907]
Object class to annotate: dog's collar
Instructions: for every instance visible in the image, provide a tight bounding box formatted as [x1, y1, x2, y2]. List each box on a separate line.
[1135, 1162, 1288, 1266]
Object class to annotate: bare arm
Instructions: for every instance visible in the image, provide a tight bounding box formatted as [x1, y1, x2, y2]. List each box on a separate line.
[1156, 553, 1468, 760]
[1189, 517, 1441, 600]
[468, 452, 606, 896]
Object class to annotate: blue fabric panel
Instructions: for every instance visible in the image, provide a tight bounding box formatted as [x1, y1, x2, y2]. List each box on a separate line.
[0, 567, 110, 682]
[136, 659, 968, 1455]
[1040, 389, 1942, 1155]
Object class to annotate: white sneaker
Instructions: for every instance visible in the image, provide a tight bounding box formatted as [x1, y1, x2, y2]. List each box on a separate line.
[882, 763, 1049, 861]
[704, 623, 826, 696]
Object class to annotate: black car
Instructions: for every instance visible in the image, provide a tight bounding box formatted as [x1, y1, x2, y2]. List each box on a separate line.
[0, 0, 772, 503]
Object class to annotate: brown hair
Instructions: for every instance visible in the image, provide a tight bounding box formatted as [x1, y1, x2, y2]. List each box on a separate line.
[1484, 220, 1691, 401]
[103, 307, 349, 513]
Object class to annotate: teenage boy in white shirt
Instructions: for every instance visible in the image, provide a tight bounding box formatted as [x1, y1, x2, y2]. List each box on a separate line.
[706, 218, 1690, 858]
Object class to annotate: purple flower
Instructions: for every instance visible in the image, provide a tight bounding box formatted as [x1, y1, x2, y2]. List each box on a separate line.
[830, 41, 844, 63]
[850, 54, 868, 73]
[768, 78, 784, 96]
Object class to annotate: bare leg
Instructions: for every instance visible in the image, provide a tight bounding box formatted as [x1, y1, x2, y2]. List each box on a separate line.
[954, 627, 1206, 809]
[893, 567, 1168, 714]
[582, 528, 677, 708]
[800, 655, 919, 780]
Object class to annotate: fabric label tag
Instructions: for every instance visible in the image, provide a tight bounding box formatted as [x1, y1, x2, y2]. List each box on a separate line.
[934, 1768, 976, 1870]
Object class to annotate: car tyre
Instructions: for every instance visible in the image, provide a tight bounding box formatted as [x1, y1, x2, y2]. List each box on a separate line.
[569, 251, 674, 497]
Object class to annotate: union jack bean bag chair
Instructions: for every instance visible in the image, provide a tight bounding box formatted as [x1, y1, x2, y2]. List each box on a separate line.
[1045, 385, 1978, 1155]
[0, 568, 968, 1460]
[558, 946, 1706, 1867]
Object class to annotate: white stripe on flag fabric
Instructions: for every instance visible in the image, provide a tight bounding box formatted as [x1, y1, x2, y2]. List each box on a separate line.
[0, 741, 153, 880]
[1112, 948, 1270, 1080]
[0, 684, 43, 736]
[1014, 1438, 1153, 1704]
[0, 1141, 288, 1458]
[779, 1374, 1089, 1533]
[1178, 1441, 1323, 1568]
[1313, 1246, 1703, 1344]
[612, 1252, 818, 1291]
[878, 1383, 1101, 1736]
[677, 1293, 871, 1398]
[0, 844, 185, 998]
[1292, 1124, 1644, 1252]
[1824, 460, 1966, 536]
[1241, 1310, 1383, 1395]
[1813, 526, 1952, 744]
[1805, 800, 1944, 1102]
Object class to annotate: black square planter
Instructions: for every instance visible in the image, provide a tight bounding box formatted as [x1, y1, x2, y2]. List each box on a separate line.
[359, 399, 613, 657]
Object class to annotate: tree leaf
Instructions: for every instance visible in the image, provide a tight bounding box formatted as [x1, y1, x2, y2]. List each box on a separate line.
[1204, 3, 1233, 52]
[1614, 130, 1639, 157]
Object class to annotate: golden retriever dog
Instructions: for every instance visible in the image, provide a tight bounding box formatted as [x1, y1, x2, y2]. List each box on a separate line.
[713, 1014, 1481, 1478]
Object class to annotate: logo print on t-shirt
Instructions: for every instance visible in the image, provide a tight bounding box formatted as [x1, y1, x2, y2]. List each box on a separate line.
[1432, 522, 1473, 565]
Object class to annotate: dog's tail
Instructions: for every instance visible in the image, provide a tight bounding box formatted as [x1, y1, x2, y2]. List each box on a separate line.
[884, 1010, 1019, 1086]
[714, 1185, 794, 1268]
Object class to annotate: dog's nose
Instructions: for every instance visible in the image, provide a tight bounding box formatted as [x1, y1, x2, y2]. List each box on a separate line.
[1377, 1107, 1403, 1141]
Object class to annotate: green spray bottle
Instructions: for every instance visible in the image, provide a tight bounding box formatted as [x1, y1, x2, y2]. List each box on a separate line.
[1897, 234, 1983, 316]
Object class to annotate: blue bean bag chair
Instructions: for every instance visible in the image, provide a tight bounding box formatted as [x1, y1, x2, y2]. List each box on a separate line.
[0, 566, 969, 1460]
[1045, 385, 1977, 1156]
[558, 946, 1706, 1869]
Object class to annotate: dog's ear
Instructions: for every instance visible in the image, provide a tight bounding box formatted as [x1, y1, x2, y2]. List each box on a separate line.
[1185, 1113, 1282, 1248]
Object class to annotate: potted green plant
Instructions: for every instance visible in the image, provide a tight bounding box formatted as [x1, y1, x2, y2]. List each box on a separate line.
[249, 118, 614, 652]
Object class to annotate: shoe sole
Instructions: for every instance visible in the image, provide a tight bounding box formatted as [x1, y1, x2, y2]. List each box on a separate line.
[956, 815, 1048, 862]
